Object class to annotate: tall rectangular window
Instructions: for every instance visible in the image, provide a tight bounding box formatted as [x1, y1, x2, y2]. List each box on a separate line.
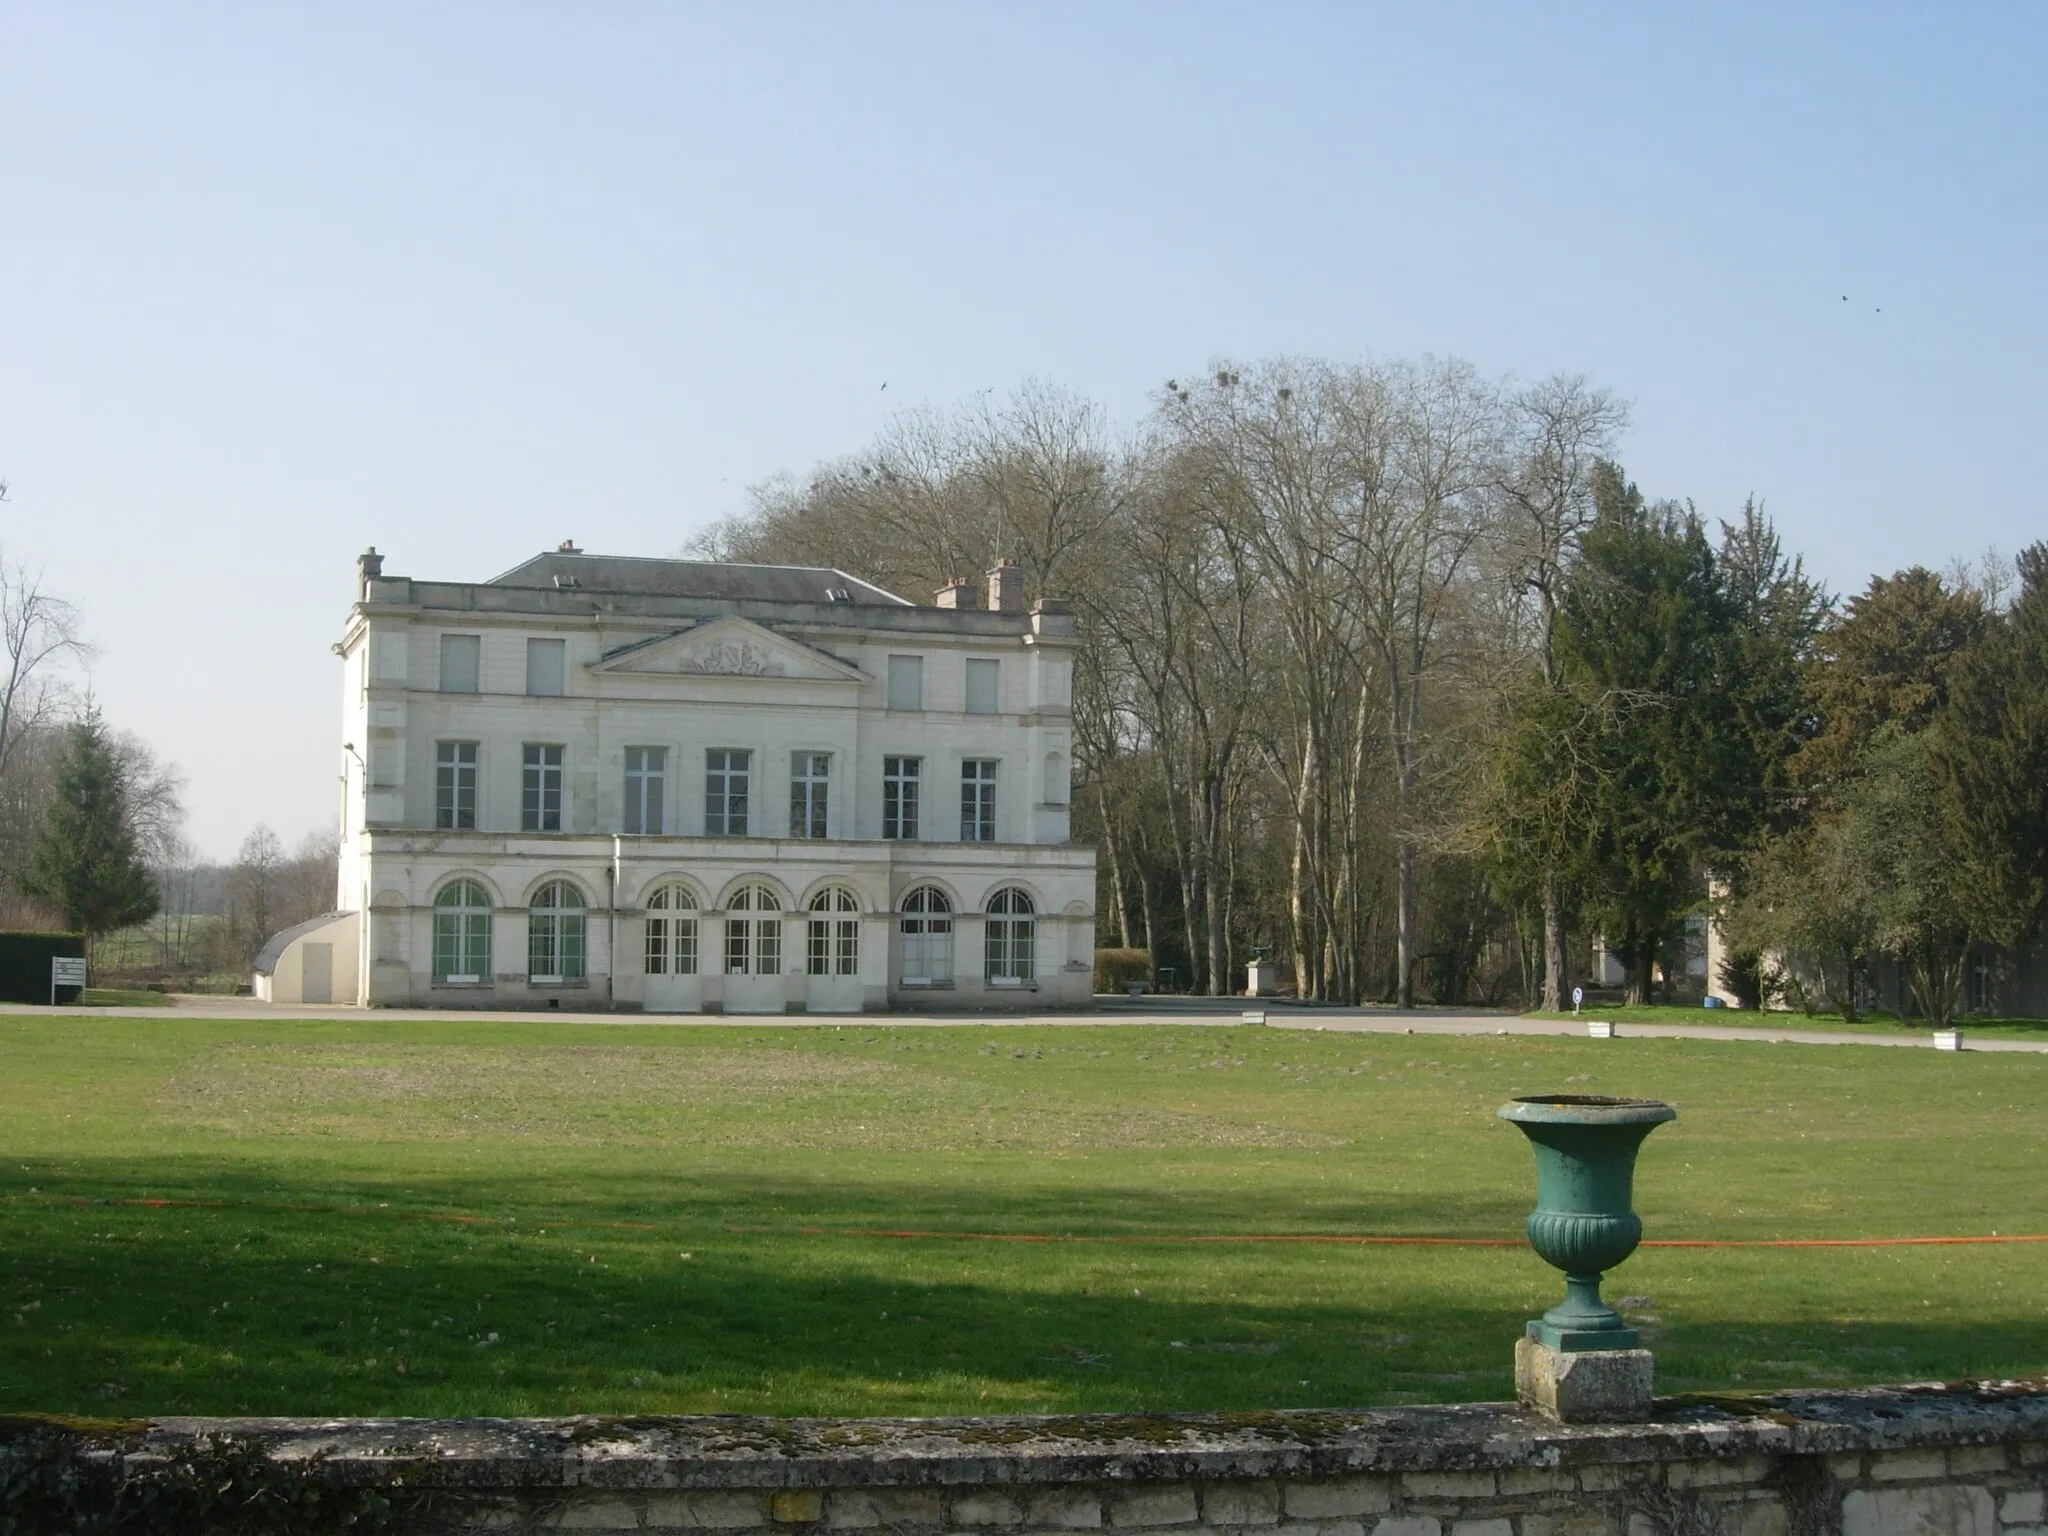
[965, 658, 999, 715]
[883, 756, 921, 840]
[887, 654, 923, 711]
[706, 749, 751, 835]
[623, 746, 666, 835]
[522, 744, 564, 831]
[439, 634, 480, 694]
[435, 741, 478, 829]
[526, 637, 566, 697]
[961, 758, 998, 842]
[790, 752, 830, 838]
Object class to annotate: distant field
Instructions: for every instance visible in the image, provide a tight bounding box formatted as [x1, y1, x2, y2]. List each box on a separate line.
[0, 1016, 2042, 1419]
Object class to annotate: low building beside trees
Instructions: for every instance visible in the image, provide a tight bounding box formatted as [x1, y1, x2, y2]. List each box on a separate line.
[1703, 911, 2048, 1019]
[257, 546, 1095, 1011]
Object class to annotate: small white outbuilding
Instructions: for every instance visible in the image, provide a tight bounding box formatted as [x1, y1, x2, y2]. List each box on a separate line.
[252, 911, 360, 1004]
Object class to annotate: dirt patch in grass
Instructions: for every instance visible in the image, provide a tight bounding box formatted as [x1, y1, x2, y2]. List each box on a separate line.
[154, 1041, 1338, 1152]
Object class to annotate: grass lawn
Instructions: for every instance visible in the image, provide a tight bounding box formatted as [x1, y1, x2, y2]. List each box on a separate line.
[0, 1016, 2042, 1420]
[1533, 1003, 2048, 1041]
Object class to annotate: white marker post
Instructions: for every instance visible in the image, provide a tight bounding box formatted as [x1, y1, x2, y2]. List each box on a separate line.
[1574, 985, 1615, 1038]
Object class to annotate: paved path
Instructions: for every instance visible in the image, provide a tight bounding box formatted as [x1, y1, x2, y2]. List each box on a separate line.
[21, 995, 2047, 1052]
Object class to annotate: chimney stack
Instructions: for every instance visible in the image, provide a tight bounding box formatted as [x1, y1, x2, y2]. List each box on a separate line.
[935, 578, 980, 610]
[358, 547, 384, 597]
[987, 560, 1024, 615]
[557, 539, 582, 554]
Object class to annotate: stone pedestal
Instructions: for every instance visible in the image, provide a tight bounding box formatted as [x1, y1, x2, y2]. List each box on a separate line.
[1245, 961, 1276, 997]
[1514, 1335, 1653, 1423]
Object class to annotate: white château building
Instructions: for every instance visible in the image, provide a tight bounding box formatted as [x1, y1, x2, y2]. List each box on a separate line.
[265, 545, 1097, 1011]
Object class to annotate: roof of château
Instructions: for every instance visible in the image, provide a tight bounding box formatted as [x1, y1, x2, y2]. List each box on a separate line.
[486, 553, 912, 607]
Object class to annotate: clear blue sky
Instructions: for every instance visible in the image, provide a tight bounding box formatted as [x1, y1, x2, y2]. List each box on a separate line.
[4, 4, 2044, 858]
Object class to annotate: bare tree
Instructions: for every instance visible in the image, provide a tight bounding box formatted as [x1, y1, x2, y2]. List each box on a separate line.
[228, 824, 285, 967]
[704, 360, 1628, 1008]
[1347, 357, 1501, 1006]
[0, 563, 91, 783]
[1495, 375, 1628, 1009]
[0, 565, 92, 897]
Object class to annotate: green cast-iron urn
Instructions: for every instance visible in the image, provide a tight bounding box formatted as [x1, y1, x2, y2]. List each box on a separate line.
[1498, 1094, 1676, 1351]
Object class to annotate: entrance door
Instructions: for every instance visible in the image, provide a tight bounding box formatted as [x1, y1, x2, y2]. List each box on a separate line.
[804, 887, 864, 1013]
[641, 884, 705, 1013]
[721, 885, 787, 1014]
[302, 943, 333, 1004]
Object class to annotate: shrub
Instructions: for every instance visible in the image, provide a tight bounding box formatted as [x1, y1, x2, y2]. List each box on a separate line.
[1093, 947, 1153, 993]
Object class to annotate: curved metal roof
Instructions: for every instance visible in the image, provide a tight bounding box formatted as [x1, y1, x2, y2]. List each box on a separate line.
[252, 911, 355, 977]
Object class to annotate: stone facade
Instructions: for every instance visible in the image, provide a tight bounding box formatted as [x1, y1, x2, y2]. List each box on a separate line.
[321, 547, 1096, 1012]
[11, 1382, 2043, 1535]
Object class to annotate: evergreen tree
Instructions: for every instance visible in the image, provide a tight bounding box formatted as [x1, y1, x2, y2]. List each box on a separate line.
[1552, 475, 1738, 1003]
[1731, 565, 1990, 1019]
[1937, 541, 2048, 948]
[1847, 728, 1977, 1026]
[1482, 470, 1815, 1007]
[1795, 566, 1986, 790]
[21, 706, 158, 973]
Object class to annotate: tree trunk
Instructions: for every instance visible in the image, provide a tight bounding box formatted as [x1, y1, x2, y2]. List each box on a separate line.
[1388, 645, 1423, 1010]
[1396, 834, 1416, 1008]
[1100, 809, 1135, 949]
[1289, 826, 1312, 1002]
[1161, 758, 1201, 993]
[1626, 942, 1653, 1007]
[1541, 874, 1566, 1012]
[1133, 841, 1157, 958]
[1202, 773, 1228, 995]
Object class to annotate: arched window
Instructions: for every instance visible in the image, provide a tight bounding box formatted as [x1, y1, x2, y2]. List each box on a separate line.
[433, 879, 492, 984]
[528, 880, 587, 983]
[644, 882, 699, 977]
[985, 887, 1036, 986]
[724, 884, 782, 976]
[807, 887, 860, 977]
[899, 886, 953, 986]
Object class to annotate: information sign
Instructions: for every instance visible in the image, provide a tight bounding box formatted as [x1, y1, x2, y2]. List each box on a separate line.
[50, 956, 86, 1004]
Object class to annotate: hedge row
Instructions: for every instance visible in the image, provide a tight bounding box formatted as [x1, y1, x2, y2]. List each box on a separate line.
[0, 931, 87, 1004]
[1093, 947, 1154, 993]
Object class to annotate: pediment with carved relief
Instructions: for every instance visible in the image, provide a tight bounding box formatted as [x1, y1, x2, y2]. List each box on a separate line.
[590, 616, 863, 684]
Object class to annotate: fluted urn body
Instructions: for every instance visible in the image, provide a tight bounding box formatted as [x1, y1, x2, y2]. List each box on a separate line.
[1498, 1094, 1676, 1351]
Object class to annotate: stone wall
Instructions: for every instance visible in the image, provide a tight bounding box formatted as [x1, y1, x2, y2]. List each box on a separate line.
[4, 1381, 2042, 1534]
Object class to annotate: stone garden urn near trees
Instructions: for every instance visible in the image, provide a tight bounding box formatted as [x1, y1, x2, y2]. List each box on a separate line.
[1498, 1094, 1676, 1422]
